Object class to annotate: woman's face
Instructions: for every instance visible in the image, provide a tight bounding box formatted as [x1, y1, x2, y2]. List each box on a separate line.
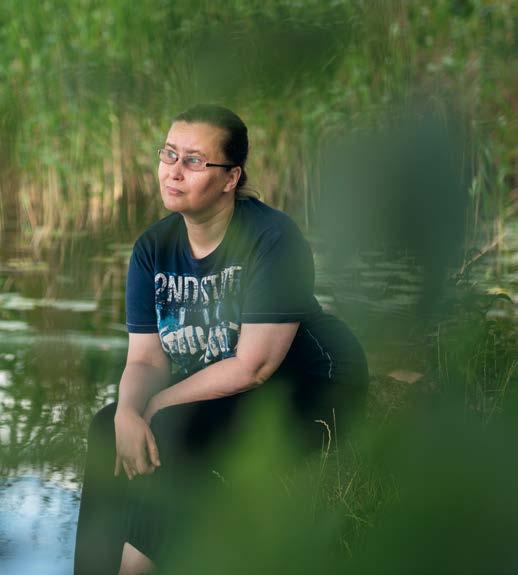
[158, 121, 240, 218]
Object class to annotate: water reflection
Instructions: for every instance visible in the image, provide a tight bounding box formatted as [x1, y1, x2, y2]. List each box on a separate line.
[0, 341, 125, 475]
[0, 471, 79, 575]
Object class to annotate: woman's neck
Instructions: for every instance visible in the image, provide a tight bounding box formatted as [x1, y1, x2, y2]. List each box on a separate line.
[183, 200, 235, 259]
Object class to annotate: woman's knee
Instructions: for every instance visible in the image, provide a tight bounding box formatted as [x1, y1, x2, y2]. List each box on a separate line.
[148, 404, 178, 437]
[148, 398, 242, 458]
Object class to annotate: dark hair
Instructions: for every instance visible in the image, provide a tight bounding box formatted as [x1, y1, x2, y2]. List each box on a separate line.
[173, 104, 250, 193]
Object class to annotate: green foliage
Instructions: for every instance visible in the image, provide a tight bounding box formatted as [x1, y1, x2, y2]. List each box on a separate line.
[433, 288, 517, 422]
[0, 0, 515, 234]
[146, 347, 518, 574]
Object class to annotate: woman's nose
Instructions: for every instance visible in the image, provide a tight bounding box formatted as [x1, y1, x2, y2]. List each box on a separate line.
[168, 158, 184, 179]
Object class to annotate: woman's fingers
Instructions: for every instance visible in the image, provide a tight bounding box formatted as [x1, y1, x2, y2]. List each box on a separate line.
[131, 444, 157, 477]
[122, 460, 136, 481]
[136, 460, 155, 476]
[117, 454, 141, 479]
[145, 428, 161, 468]
[117, 425, 160, 479]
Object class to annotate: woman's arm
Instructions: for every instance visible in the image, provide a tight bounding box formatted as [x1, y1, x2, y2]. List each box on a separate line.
[117, 333, 172, 414]
[114, 333, 171, 479]
[143, 322, 299, 422]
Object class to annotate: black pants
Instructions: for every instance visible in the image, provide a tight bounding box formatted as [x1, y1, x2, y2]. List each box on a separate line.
[74, 326, 368, 574]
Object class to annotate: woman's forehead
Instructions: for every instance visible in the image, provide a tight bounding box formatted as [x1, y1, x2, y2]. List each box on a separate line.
[166, 121, 226, 154]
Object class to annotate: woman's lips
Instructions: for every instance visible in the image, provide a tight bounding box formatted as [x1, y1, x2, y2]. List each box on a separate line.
[165, 186, 184, 196]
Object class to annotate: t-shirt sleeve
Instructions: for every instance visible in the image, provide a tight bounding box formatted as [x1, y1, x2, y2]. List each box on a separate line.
[241, 220, 317, 323]
[125, 238, 158, 333]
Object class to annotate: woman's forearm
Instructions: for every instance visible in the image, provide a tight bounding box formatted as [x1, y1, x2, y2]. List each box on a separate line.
[149, 356, 259, 413]
[117, 362, 172, 415]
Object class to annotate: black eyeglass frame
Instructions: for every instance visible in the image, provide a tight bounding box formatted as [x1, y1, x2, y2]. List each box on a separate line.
[157, 148, 238, 170]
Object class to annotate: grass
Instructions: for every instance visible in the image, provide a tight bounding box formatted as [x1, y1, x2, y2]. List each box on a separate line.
[146, 300, 518, 574]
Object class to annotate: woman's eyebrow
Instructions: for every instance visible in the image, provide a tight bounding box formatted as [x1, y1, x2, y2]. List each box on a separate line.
[165, 142, 204, 155]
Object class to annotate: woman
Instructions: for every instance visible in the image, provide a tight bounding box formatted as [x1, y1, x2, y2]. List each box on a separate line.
[74, 105, 369, 574]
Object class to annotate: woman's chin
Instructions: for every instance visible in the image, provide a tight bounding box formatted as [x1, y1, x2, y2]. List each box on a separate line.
[162, 196, 185, 212]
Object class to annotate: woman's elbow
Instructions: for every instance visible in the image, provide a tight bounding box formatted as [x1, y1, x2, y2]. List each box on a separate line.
[243, 360, 275, 388]
[234, 346, 286, 390]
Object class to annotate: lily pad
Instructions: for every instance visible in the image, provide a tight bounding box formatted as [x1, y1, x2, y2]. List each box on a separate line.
[388, 370, 424, 384]
[0, 294, 97, 312]
[0, 320, 30, 332]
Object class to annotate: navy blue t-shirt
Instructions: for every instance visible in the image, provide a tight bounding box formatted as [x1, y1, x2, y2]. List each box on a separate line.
[126, 198, 329, 378]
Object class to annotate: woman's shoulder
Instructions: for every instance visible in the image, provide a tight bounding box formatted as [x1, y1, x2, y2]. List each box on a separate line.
[236, 197, 301, 237]
[133, 212, 183, 251]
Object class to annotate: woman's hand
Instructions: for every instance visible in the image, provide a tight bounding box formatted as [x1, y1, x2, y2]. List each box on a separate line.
[114, 406, 161, 480]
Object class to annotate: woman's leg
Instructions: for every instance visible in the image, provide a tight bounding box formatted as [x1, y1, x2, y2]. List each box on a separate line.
[74, 394, 244, 574]
[280, 316, 370, 452]
[74, 402, 129, 575]
[118, 542, 155, 575]
[74, 330, 369, 574]
[122, 393, 243, 565]
[121, 360, 369, 571]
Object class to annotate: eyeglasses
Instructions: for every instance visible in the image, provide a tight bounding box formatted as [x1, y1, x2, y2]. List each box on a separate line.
[157, 148, 237, 172]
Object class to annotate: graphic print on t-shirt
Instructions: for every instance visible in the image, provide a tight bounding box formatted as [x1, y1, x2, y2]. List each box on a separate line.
[155, 265, 242, 375]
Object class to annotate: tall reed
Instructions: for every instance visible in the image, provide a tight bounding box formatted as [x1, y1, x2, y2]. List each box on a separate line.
[0, 0, 515, 244]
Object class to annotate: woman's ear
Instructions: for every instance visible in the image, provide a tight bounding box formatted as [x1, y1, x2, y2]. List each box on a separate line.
[223, 166, 242, 192]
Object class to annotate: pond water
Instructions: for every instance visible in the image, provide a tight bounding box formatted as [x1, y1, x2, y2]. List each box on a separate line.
[0, 219, 516, 574]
